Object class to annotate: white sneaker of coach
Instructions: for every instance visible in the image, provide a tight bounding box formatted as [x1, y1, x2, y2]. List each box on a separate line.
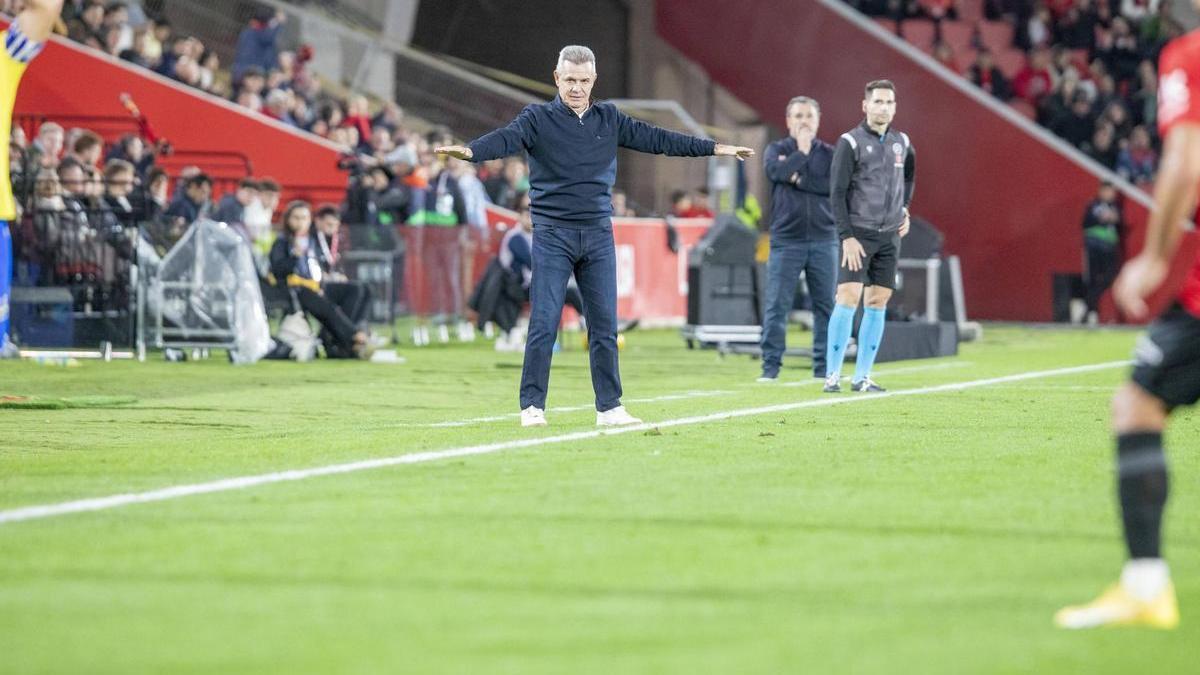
[596, 405, 642, 426]
[520, 406, 547, 427]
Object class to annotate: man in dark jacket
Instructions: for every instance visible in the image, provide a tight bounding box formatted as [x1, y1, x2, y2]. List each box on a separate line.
[759, 96, 838, 382]
[437, 44, 753, 427]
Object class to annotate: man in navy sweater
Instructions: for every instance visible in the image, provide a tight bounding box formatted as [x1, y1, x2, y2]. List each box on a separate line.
[758, 96, 838, 382]
[438, 45, 753, 427]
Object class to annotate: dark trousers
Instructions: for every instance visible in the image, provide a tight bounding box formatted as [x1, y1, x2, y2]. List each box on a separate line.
[295, 286, 360, 355]
[1084, 238, 1120, 314]
[324, 281, 372, 329]
[520, 222, 621, 412]
[759, 239, 839, 377]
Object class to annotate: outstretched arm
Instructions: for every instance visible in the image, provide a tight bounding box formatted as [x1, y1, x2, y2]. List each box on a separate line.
[437, 106, 539, 163]
[617, 111, 754, 160]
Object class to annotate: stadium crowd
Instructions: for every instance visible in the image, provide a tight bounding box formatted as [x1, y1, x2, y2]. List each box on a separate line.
[854, 0, 1176, 185]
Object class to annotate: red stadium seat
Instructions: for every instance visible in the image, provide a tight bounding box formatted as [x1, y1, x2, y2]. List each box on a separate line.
[957, 0, 985, 23]
[941, 21, 975, 55]
[978, 21, 1015, 51]
[995, 48, 1027, 78]
[898, 20, 938, 50]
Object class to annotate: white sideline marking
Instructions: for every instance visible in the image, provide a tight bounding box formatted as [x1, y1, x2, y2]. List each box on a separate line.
[421, 362, 965, 427]
[0, 360, 1128, 526]
[424, 390, 732, 428]
[780, 360, 970, 387]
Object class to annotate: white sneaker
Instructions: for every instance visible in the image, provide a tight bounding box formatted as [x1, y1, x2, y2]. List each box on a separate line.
[596, 405, 642, 426]
[520, 406, 547, 427]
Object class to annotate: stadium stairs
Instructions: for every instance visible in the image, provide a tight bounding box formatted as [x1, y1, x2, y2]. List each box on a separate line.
[654, 0, 1191, 322]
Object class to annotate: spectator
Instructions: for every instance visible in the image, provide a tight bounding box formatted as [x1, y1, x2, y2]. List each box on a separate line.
[1083, 122, 1119, 169]
[235, 90, 263, 114]
[27, 121, 64, 171]
[262, 89, 297, 126]
[344, 95, 373, 143]
[1013, 47, 1055, 105]
[366, 126, 394, 159]
[1050, 93, 1096, 148]
[371, 102, 404, 136]
[165, 172, 212, 226]
[1097, 16, 1141, 85]
[1080, 181, 1122, 325]
[1130, 59, 1158, 127]
[66, 0, 104, 45]
[268, 200, 372, 359]
[68, 130, 103, 170]
[686, 187, 715, 218]
[105, 133, 154, 178]
[233, 7, 285, 82]
[1099, 100, 1134, 139]
[57, 158, 88, 202]
[310, 203, 372, 336]
[1120, 0, 1160, 25]
[243, 177, 280, 257]
[611, 189, 636, 217]
[30, 168, 67, 277]
[932, 40, 960, 73]
[137, 167, 178, 256]
[101, 158, 137, 229]
[212, 177, 259, 241]
[1057, 0, 1100, 51]
[670, 190, 693, 217]
[1026, 4, 1054, 49]
[343, 165, 409, 226]
[968, 49, 1012, 101]
[450, 158, 489, 228]
[484, 157, 527, 210]
[234, 65, 266, 102]
[102, 2, 133, 54]
[1115, 125, 1157, 184]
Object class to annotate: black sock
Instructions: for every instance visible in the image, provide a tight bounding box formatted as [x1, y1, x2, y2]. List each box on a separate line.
[1116, 432, 1169, 559]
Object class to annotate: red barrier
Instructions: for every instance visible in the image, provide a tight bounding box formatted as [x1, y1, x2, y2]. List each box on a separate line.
[11, 30, 346, 204]
[654, 0, 1165, 321]
[469, 207, 711, 324]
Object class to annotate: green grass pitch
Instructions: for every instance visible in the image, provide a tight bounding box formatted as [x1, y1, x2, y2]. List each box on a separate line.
[0, 326, 1196, 674]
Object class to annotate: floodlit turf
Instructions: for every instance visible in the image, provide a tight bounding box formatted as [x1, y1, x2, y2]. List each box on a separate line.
[0, 326, 1196, 674]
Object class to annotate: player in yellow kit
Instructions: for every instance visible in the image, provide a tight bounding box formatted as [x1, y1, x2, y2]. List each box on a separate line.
[1, 0, 61, 355]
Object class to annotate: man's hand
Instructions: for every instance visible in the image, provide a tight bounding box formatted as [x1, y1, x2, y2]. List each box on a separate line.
[435, 145, 473, 161]
[1113, 254, 1169, 321]
[899, 208, 911, 237]
[793, 128, 815, 155]
[714, 144, 755, 161]
[842, 237, 866, 272]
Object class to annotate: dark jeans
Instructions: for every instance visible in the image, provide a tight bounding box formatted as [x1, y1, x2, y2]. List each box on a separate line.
[1084, 238, 1120, 314]
[759, 239, 839, 377]
[324, 281, 372, 329]
[295, 285, 361, 357]
[520, 222, 621, 412]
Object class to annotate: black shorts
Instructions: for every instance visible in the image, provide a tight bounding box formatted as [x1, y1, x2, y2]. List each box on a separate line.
[838, 229, 900, 289]
[1131, 304, 1200, 409]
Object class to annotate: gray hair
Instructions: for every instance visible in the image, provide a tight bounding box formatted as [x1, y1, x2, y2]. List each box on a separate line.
[557, 45, 596, 71]
[786, 96, 820, 115]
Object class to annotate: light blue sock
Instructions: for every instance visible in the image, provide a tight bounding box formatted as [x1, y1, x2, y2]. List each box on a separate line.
[824, 304, 856, 377]
[853, 307, 887, 383]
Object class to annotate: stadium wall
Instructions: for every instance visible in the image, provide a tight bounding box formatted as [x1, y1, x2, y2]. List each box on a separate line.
[12, 29, 347, 203]
[654, 0, 1167, 322]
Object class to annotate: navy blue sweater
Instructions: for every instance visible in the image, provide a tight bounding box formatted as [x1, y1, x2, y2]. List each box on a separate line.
[764, 136, 836, 242]
[468, 97, 716, 227]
